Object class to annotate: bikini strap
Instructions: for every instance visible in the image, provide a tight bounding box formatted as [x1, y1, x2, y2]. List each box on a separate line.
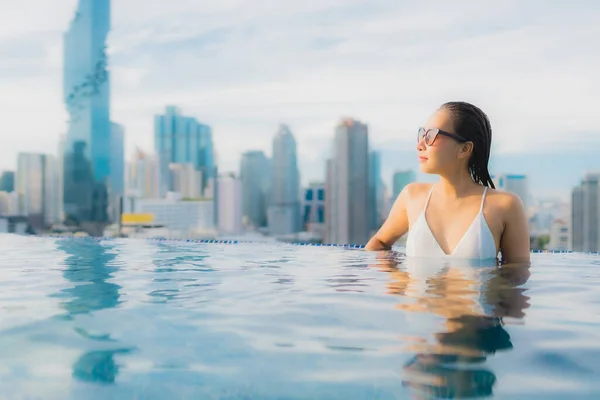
[424, 185, 435, 211]
[479, 187, 488, 213]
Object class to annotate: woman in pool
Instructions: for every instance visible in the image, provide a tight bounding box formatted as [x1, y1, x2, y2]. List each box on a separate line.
[365, 101, 530, 263]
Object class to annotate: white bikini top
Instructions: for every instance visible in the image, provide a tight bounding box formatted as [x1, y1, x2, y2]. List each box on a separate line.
[405, 185, 497, 260]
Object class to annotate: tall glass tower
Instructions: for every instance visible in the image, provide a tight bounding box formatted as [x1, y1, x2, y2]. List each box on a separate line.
[325, 118, 370, 245]
[154, 106, 214, 196]
[268, 124, 301, 235]
[62, 0, 111, 229]
[240, 151, 270, 229]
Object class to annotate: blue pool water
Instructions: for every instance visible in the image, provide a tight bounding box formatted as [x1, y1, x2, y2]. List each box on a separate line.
[0, 234, 599, 399]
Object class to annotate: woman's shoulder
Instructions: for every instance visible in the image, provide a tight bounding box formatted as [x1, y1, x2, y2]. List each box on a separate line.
[484, 188, 526, 213]
[402, 182, 434, 200]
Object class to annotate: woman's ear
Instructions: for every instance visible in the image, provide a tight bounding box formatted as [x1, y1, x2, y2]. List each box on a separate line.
[458, 141, 474, 160]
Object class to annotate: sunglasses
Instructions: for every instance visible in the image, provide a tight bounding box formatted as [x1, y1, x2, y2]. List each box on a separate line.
[418, 127, 468, 146]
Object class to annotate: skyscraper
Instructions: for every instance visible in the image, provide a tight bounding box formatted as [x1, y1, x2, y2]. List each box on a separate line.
[302, 182, 325, 238]
[268, 124, 301, 235]
[0, 171, 14, 192]
[240, 151, 270, 229]
[325, 118, 370, 245]
[109, 122, 125, 220]
[154, 106, 213, 196]
[217, 173, 243, 235]
[16, 153, 59, 229]
[368, 151, 384, 232]
[570, 172, 600, 252]
[57, 135, 66, 223]
[126, 149, 160, 199]
[63, 0, 111, 231]
[393, 170, 416, 199]
[582, 173, 599, 252]
[571, 185, 584, 252]
[169, 163, 202, 199]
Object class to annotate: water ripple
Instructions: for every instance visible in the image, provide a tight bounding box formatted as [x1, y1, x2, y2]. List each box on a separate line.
[0, 235, 598, 399]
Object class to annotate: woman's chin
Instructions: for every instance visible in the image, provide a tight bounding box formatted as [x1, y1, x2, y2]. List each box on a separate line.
[419, 163, 436, 174]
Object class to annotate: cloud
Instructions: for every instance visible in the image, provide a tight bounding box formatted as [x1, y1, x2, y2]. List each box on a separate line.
[0, 0, 599, 193]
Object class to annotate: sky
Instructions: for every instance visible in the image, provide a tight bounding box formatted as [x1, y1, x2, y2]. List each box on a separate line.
[1, 0, 599, 199]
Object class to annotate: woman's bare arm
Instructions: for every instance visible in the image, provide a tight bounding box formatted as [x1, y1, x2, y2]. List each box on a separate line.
[365, 185, 411, 251]
[499, 193, 531, 264]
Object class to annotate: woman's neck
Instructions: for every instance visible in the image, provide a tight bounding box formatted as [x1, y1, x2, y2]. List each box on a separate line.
[437, 169, 479, 200]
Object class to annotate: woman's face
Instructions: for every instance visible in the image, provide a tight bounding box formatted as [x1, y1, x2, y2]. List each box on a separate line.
[417, 108, 465, 174]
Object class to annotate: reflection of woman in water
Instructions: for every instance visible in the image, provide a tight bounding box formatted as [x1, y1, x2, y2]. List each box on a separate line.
[376, 254, 530, 398]
[366, 102, 530, 264]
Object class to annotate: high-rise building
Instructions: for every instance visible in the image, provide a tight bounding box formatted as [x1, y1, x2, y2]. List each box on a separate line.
[0, 171, 15, 192]
[16, 153, 59, 229]
[582, 173, 599, 252]
[493, 174, 529, 212]
[108, 122, 125, 221]
[217, 173, 243, 235]
[325, 118, 370, 245]
[169, 163, 202, 199]
[570, 172, 600, 252]
[268, 124, 301, 235]
[126, 150, 160, 199]
[368, 151, 384, 232]
[63, 0, 111, 232]
[571, 186, 584, 252]
[57, 135, 66, 223]
[154, 106, 213, 196]
[393, 170, 416, 200]
[302, 182, 325, 238]
[240, 151, 270, 229]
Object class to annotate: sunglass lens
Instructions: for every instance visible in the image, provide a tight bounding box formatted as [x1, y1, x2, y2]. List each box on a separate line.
[425, 129, 437, 145]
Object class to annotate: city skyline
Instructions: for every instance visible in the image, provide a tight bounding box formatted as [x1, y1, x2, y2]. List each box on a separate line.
[1, 1, 599, 199]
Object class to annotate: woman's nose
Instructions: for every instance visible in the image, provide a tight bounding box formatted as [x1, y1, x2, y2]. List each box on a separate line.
[416, 137, 426, 152]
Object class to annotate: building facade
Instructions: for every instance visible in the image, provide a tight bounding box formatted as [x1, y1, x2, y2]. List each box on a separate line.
[581, 173, 599, 252]
[169, 163, 203, 199]
[325, 118, 370, 245]
[548, 219, 570, 251]
[368, 151, 384, 232]
[126, 150, 160, 199]
[16, 153, 59, 229]
[393, 170, 416, 200]
[268, 124, 301, 235]
[0, 171, 14, 192]
[108, 122, 125, 221]
[302, 182, 325, 238]
[154, 106, 213, 196]
[0, 191, 20, 216]
[240, 151, 270, 229]
[570, 172, 600, 252]
[571, 185, 584, 251]
[63, 0, 112, 230]
[217, 173, 243, 235]
[128, 193, 215, 238]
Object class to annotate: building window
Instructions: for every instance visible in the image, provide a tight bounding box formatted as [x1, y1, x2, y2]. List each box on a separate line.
[317, 189, 324, 201]
[304, 205, 311, 223]
[305, 189, 313, 201]
[317, 205, 324, 223]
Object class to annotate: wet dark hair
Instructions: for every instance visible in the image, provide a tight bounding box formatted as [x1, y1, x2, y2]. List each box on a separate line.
[441, 101, 495, 189]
